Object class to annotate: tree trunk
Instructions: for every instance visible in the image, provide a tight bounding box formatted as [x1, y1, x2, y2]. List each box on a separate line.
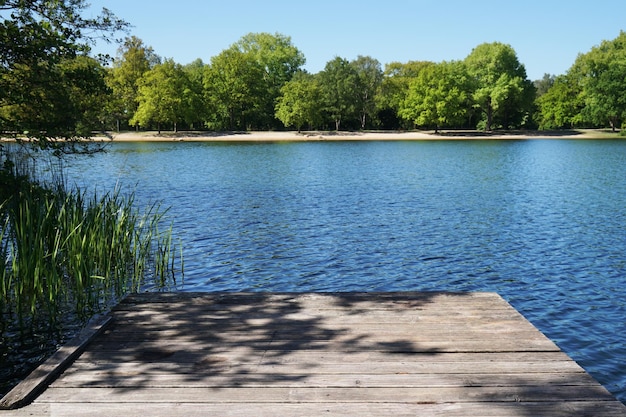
[485, 98, 493, 131]
[335, 119, 341, 131]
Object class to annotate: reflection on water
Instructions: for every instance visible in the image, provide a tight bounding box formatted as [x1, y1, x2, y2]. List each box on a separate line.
[65, 139, 626, 403]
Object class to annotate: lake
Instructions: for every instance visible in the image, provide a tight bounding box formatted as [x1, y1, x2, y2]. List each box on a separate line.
[64, 138, 626, 403]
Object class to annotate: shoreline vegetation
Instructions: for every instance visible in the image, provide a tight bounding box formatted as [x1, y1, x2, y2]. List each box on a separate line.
[92, 129, 622, 142]
[0, 148, 182, 398]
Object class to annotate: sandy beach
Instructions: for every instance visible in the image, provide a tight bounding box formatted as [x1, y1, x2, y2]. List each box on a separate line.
[100, 129, 617, 142]
[1, 129, 618, 143]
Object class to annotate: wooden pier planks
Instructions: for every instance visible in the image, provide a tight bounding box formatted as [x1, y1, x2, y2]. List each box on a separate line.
[5, 292, 626, 416]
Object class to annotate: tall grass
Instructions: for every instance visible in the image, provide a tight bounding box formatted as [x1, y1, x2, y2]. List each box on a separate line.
[0, 147, 182, 335]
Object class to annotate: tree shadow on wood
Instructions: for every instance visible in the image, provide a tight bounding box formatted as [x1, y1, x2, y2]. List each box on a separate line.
[54, 292, 446, 392]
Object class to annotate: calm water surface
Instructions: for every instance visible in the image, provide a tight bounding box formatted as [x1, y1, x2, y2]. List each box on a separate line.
[66, 139, 626, 402]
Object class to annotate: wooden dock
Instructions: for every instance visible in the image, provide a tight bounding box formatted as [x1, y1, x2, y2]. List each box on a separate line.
[3, 292, 626, 416]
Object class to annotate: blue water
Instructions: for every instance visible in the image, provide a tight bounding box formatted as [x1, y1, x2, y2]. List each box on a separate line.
[65, 139, 626, 402]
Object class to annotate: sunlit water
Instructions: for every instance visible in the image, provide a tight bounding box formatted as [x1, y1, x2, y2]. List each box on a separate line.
[61, 139, 626, 402]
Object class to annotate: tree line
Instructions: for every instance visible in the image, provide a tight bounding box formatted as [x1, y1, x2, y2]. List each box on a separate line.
[108, 35, 537, 133]
[3, 13, 626, 137]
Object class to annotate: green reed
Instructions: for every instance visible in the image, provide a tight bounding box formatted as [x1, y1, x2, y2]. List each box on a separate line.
[0, 149, 182, 333]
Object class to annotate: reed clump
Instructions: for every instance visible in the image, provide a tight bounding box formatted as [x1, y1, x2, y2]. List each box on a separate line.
[0, 148, 182, 336]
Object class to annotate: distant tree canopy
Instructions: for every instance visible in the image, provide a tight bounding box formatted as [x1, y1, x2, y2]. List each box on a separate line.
[275, 72, 322, 131]
[3, 6, 626, 137]
[538, 31, 626, 131]
[400, 61, 471, 133]
[100, 31, 626, 133]
[107, 36, 161, 131]
[464, 42, 535, 131]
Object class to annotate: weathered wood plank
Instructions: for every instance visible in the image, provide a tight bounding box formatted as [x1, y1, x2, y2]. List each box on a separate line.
[116, 291, 501, 304]
[37, 385, 619, 403]
[94, 327, 555, 343]
[113, 296, 515, 310]
[7, 401, 626, 417]
[52, 372, 600, 389]
[66, 355, 587, 374]
[83, 337, 559, 353]
[111, 311, 523, 321]
[73, 350, 576, 364]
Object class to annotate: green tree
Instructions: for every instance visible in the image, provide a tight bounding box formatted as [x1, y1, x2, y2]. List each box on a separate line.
[377, 61, 434, 129]
[131, 59, 190, 133]
[536, 74, 585, 129]
[107, 36, 161, 131]
[58, 55, 112, 134]
[1, 55, 110, 141]
[234, 32, 305, 128]
[464, 42, 535, 131]
[319, 57, 359, 130]
[400, 61, 471, 132]
[204, 47, 264, 130]
[275, 72, 323, 131]
[351, 56, 383, 129]
[182, 58, 208, 129]
[534, 73, 556, 97]
[0, 1, 126, 68]
[575, 31, 626, 131]
[0, 0, 127, 143]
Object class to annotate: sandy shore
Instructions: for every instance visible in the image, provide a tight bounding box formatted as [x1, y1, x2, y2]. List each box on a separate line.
[2, 130, 618, 143]
[99, 129, 617, 142]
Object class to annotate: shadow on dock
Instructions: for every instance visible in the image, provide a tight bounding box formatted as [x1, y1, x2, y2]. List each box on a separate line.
[82, 292, 444, 389]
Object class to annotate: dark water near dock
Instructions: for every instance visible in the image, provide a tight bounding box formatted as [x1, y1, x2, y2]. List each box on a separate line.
[64, 139, 626, 403]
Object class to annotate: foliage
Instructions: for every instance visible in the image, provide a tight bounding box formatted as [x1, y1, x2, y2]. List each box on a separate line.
[204, 46, 265, 130]
[319, 57, 360, 131]
[534, 73, 556, 97]
[106, 36, 161, 131]
[464, 42, 535, 131]
[275, 72, 323, 131]
[351, 56, 383, 129]
[131, 59, 191, 133]
[0, 0, 128, 143]
[198, 32, 305, 131]
[574, 31, 626, 131]
[536, 74, 585, 129]
[0, 149, 181, 330]
[59, 56, 112, 132]
[377, 61, 434, 129]
[182, 59, 208, 129]
[1, 55, 110, 143]
[399, 61, 471, 131]
[233, 32, 305, 129]
[6, 3, 626, 136]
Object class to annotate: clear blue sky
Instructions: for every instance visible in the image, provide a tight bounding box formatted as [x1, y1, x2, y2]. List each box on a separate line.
[87, 0, 625, 80]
